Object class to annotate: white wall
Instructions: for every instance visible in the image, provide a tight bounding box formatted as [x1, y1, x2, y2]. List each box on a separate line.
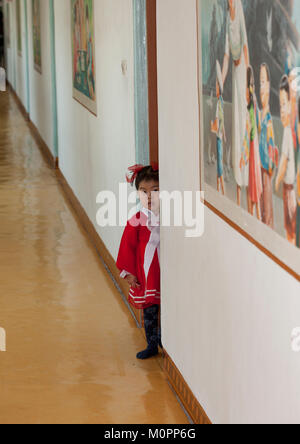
[27, 0, 54, 154]
[157, 0, 300, 424]
[10, 0, 28, 109]
[4, 0, 54, 153]
[54, 0, 136, 259]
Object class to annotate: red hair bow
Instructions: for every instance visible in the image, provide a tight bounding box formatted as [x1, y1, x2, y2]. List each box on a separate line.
[126, 162, 159, 185]
[126, 164, 145, 185]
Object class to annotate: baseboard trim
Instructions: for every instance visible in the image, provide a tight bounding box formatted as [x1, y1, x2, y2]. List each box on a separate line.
[29, 119, 58, 170]
[9, 82, 58, 169]
[164, 351, 212, 424]
[8, 82, 30, 121]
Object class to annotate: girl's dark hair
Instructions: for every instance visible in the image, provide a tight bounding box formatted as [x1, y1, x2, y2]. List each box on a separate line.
[280, 74, 290, 101]
[298, 97, 300, 122]
[135, 165, 159, 190]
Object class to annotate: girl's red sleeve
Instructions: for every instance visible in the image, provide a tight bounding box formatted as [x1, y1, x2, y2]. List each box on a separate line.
[116, 220, 138, 278]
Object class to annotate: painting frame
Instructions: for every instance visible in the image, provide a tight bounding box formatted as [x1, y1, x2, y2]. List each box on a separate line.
[32, 0, 42, 74]
[6, 3, 11, 49]
[71, 0, 97, 116]
[16, 0, 22, 56]
[197, 0, 300, 280]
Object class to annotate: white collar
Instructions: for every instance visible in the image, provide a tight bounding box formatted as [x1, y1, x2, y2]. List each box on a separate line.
[141, 207, 160, 226]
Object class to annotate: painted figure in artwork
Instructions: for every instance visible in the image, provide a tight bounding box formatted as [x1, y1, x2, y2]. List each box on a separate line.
[32, 0, 42, 71]
[259, 63, 278, 228]
[73, 1, 81, 80]
[85, 4, 95, 100]
[79, 0, 87, 53]
[296, 98, 300, 248]
[288, 67, 299, 246]
[275, 75, 297, 244]
[222, 0, 249, 207]
[241, 66, 262, 220]
[288, 68, 299, 159]
[72, 0, 95, 102]
[16, 0, 22, 54]
[211, 61, 226, 195]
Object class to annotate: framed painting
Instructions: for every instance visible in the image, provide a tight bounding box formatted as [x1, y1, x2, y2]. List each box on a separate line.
[32, 0, 42, 73]
[71, 0, 97, 115]
[6, 3, 10, 48]
[198, 0, 300, 279]
[16, 0, 22, 56]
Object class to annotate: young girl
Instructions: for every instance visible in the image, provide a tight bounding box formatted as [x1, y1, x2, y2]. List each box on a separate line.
[241, 65, 262, 219]
[116, 164, 161, 360]
[275, 75, 297, 244]
[259, 63, 278, 229]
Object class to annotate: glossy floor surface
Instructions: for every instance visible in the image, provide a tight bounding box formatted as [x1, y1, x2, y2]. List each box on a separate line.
[0, 92, 188, 424]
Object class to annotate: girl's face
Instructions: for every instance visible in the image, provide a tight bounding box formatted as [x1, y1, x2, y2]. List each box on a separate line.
[138, 180, 160, 214]
[260, 66, 270, 109]
[280, 89, 291, 127]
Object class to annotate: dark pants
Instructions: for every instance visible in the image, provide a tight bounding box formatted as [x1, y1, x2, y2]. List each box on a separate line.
[143, 305, 161, 349]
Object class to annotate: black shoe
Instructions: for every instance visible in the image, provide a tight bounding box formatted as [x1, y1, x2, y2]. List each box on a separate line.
[136, 346, 159, 360]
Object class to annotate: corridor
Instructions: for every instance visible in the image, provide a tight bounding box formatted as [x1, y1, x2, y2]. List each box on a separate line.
[0, 91, 188, 425]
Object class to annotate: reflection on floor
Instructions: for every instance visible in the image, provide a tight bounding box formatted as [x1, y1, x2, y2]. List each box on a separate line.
[0, 91, 189, 425]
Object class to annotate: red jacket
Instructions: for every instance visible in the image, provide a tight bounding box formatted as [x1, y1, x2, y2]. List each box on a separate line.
[116, 210, 160, 309]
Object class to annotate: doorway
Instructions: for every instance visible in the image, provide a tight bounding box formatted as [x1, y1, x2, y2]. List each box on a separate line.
[133, 0, 159, 165]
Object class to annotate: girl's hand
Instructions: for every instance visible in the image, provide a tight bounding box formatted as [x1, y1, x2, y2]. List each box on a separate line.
[126, 274, 140, 289]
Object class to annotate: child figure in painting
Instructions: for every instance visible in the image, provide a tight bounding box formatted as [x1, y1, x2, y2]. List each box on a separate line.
[259, 63, 278, 229]
[211, 61, 226, 195]
[117, 164, 161, 360]
[85, 4, 95, 100]
[241, 66, 262, 220]
[275, 75, 297, 245]
[288, 68, 299, 159]
[296, 98, 300, 248]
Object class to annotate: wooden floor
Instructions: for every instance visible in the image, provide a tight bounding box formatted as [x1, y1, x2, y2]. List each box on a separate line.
[0, 91, 189, 424]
